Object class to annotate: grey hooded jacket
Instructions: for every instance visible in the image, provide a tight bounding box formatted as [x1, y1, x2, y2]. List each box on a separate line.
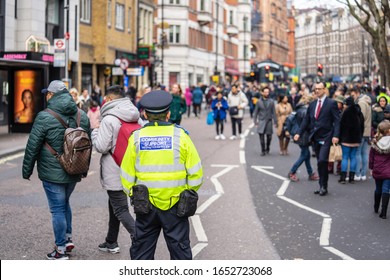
[91, 98, 140, 191]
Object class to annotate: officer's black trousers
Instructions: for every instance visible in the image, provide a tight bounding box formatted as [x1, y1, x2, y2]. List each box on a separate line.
[130, 204, 192, 260]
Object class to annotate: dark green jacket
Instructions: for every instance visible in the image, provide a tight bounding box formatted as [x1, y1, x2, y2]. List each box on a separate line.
[22, 89, 91, 183]
[169, 94, 186, 122]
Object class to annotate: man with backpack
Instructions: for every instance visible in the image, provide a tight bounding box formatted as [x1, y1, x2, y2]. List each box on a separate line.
[22, 80, 91, 260]
[91, 85, 141, 255]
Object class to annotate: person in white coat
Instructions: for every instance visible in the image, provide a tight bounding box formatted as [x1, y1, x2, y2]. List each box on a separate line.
[91, 85, 140, 254]
[227, 84, 248, 139]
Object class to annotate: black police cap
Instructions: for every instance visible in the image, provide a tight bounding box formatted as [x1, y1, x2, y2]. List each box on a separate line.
[140, 90, 173, 114]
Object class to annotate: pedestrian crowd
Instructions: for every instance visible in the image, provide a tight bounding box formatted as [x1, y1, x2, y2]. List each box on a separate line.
[21, 77, 390, 261]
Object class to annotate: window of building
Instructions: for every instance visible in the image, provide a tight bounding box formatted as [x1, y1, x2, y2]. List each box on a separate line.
[46, 0, 60, 43]
[80, 0, 91, 23]
[169, 0, 180, 4]
[107, 0, 111, 27]
[229, 10, 234, 25]
[115, 3, 125, 31]
[200, 0, 206, 11]
[169, 25, 180, 44]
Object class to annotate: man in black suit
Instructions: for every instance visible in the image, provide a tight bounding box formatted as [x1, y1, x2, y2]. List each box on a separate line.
[294, 81, 340, 196]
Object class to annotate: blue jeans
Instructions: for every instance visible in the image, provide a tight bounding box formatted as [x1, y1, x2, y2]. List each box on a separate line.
[355, 137, 369, 177]
[375, 179, 390, 194]
[341, 145, 357, 172]
[43, 181, 76, 248]
[290, 145, 313, 175]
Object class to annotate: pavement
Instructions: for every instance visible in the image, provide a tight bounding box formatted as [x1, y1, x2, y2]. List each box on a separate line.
[0, 125, 29, 158]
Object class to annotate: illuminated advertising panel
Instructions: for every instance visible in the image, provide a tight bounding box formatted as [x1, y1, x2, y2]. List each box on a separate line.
[14, 70, 42, 124]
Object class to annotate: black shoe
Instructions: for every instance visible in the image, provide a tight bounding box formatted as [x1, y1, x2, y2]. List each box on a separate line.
[319, 187, 328, 196]
[314, 189, 320, 194]
[261, 151, 266, 156]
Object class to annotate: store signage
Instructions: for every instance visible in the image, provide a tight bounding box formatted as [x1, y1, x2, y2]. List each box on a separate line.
[112, 67, 124, 76]
[0, 52, 54, 63]
[126, 67, 144, 76]
[137, 46, 150, 60]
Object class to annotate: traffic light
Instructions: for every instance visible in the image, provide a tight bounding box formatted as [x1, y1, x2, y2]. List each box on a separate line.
[265, 65, 270, 81]
[317, 63, 323, 76]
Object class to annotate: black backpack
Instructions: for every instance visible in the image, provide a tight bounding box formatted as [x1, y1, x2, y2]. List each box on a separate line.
[44, 109, 92, 177]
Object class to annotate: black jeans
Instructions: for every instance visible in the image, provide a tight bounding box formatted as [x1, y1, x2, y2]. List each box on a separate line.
[130, 204, 191, 260]
[313, 141, 331, 189]
[105, 190, 136, 244]
[215, 118, 224, 135]
[231, 117, 242, 136]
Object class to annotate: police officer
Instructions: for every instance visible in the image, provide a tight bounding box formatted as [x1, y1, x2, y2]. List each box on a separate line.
[120, 90, 203, 260]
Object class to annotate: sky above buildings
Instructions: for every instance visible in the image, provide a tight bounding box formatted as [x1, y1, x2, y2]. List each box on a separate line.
[292, 0, 344, 9]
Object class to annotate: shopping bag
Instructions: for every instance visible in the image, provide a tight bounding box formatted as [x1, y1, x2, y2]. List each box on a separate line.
[328, 143, 342, 162]
[206, 111, 214, 125]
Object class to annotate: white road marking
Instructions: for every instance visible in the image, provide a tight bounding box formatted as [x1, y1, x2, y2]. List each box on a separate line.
[239, 150, 246, 164]
[251, 165, 354, 260]
[0, 152, 24, 165]
[191, 164, 238, 258]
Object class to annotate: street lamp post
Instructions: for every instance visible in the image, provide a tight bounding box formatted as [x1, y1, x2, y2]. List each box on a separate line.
[161, 1, 165, 85]
[243, 15, 248, 77]
[269, 31, 273, 59]
[214, 1, 219, 75]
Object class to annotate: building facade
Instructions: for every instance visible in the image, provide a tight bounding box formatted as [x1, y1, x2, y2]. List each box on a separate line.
[154, 0, 251, 88]
[250, 0, 289, 65]
[295, 7, 375, 82]
[78, 0, 138, 95]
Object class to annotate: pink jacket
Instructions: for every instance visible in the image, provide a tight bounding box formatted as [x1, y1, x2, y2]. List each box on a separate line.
[184, 88, 192, 106]
[87, 107, 101, 129]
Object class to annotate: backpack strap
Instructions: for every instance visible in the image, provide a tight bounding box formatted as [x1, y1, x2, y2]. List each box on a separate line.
[43, 109, 69, 157]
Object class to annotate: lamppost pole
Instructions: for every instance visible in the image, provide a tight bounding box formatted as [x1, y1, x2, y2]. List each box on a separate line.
[161, 1, 164, 85]
[214, 0, 219, 75]
[64, 0, 69, 83]
[269, 31, 273, 59]
[243, 15, 248, 77]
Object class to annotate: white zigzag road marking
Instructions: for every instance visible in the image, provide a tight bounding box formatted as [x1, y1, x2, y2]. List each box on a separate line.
[191, 164, 238, 258]
[251, 165, 354, 260]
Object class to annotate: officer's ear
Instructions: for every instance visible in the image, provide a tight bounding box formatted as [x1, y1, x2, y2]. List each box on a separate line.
[143, 111, 148, 120]
[166, 111, 171, 121]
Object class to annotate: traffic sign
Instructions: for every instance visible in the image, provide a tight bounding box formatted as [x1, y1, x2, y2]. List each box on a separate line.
[54, 39, 65, 50]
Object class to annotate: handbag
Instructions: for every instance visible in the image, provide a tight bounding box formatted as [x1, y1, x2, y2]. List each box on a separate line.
[229, 106, 239, 116]
[328, 143, 342, 162]
[206, 111, 214, 125]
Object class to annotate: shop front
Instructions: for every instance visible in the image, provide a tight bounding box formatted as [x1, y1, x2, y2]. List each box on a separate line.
[0, 51, 54, 133]
[225, 58, 241, 85]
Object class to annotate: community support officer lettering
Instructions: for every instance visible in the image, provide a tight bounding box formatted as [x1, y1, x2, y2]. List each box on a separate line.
[140, 136, 173, 150]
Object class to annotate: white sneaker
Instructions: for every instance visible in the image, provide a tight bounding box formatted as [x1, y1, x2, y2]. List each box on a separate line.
[215, 135, 220, 140]
[355, 175, 361, 181]
[220, 134, 226, 140]
[239, 134, 245, 139]
[361, 176, 367, 181]
[229, 135, 237, 140]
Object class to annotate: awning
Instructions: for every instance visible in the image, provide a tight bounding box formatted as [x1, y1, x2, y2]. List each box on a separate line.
[225, 68, 241, 76]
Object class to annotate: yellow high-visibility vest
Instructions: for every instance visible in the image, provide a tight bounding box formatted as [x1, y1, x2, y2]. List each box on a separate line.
[120, 122, 203, 211]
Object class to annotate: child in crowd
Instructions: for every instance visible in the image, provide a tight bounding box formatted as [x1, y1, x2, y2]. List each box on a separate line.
[369, 120, 390, 219]
[211, 91, 229, 140]
[87, 100, 101, 129]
